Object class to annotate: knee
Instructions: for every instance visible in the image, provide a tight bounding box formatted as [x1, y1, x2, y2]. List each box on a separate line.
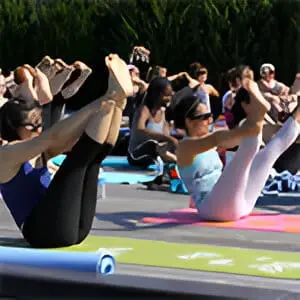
[100, 99, 116, 113]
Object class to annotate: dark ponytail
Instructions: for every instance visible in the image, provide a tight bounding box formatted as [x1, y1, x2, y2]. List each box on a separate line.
[231, 87, 250, 127]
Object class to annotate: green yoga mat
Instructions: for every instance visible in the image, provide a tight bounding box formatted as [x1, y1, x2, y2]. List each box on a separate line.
[50, 236, 300, 279]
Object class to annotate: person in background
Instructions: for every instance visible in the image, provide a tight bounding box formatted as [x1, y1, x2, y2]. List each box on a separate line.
[122, 64, 149, 128]
[128, 77, 177, 168]
[188, 62, 219, 113]
[222, 68, 239, 113]
[146, 65, 190, 84]
[257, 63, 298, 123]
[0, 71, 8, 108]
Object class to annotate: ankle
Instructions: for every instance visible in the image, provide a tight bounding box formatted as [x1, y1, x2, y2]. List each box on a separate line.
[244, 119, 263, 136]
[115, 98, 127, 111]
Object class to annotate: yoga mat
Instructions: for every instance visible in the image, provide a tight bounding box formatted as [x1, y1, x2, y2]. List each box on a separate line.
[101, 156, 159, 171]
[140, 208, 300, 233]
[0, 246, 115, 275]
[54, 236, 300, 279]
[51, 155, 159, 184]
[99, 171, 158, 184]
[52, 155, 159, 172]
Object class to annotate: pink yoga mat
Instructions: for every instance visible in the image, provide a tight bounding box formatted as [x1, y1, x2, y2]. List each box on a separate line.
[141, 208, 300, 233]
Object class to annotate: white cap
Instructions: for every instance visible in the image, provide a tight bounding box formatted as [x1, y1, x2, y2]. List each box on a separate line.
[260, 63, 275, 76]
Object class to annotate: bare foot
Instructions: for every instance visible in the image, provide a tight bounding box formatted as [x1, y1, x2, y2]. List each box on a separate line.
[61, 61, 92, 99]
[105, 54, 134, 103]
[34, 68, 53, 105]
[36, 56, 55, 78]
[14, 73, 38, 101]
[49, 64, 74, 96]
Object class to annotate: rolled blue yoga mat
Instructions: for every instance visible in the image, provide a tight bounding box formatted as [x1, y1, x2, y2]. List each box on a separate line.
[0, 246, 115, 275]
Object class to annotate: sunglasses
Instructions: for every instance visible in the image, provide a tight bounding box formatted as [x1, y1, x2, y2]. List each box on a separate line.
[22, 123, 43, 132]
[197, 70, 207, 76]
[189, 112, 213, 121]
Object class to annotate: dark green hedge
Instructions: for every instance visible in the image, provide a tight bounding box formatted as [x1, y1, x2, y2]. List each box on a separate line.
[0, 0, 299, 96]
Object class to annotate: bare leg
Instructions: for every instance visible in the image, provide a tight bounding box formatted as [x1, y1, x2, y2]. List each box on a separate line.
[104, 54, 134, 145]
[87, 54, 133, 144]
[105, 100, 126, 145]
[85, 100, 116, 144]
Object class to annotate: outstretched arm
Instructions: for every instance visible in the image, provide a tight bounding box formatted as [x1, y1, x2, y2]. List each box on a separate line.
[177, 80, 269, 167]
[167, 72, 185, 81]
[177, 120, 261, 167]
[0, 95, 106, 171]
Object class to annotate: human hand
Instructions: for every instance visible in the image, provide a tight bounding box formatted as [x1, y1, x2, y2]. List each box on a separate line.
[130, 46, 150, 64]
[13, 66, 38, 101]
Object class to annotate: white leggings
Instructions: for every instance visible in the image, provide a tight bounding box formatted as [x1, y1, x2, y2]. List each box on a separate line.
[197, 117, 300, 221]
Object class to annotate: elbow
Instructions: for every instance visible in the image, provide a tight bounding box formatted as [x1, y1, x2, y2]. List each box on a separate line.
[213, 90, 220, 97]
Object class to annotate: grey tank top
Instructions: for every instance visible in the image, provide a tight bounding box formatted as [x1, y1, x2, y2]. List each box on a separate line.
[128, 106, 165, 151]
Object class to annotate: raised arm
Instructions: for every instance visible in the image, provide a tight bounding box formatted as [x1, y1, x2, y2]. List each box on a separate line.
[206, 84, 220, 97]
[167, 72, 185, 81]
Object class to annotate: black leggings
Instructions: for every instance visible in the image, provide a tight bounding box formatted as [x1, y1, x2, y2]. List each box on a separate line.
[22, 133, 113, 248]
[42, 93, 66, 130]
[127, 140, 160, 168]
